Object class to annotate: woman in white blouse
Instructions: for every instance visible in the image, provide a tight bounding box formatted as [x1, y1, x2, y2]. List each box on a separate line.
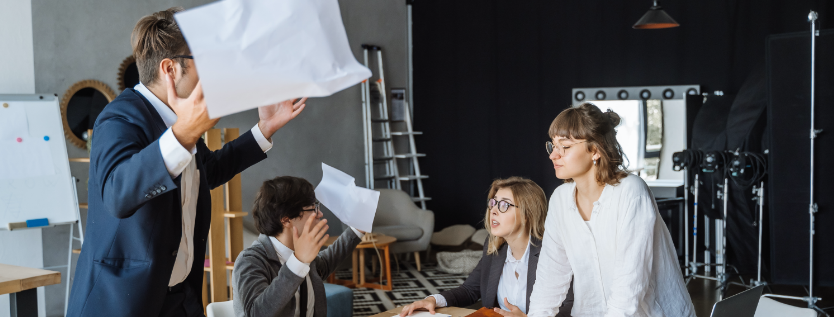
[399, 177, 573, 317]
[521, 103, 695, 317]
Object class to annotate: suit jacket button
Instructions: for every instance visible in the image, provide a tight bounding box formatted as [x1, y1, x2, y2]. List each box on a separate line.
[160, 186, 167, 191]
[172, 251, 177, 256]
[145, 194, 152, 199]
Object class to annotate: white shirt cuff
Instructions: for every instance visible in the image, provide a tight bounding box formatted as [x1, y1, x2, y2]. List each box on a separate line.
[159, 128, 195, 178]
[250, 124, 273, 153]
[428, 294, 447, 307]
[285, 253, 311, 278]
[350, 227, 365, 239]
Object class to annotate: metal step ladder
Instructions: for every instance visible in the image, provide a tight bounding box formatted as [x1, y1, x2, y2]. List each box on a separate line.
[360, 44, 430, 209]
[362, 44, 400, 190]
[395, 100, 430, 209]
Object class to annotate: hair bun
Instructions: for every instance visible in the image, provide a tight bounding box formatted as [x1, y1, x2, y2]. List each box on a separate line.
[605, 109, 621, 128]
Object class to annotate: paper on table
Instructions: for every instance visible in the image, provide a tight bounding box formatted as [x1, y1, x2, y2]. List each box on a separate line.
[175, 0, 372, 118]
[0, 140, 55, 180]
[314, 163, 378, 232]
[393, 312, 451, 317]
[0, 103, 30, 141]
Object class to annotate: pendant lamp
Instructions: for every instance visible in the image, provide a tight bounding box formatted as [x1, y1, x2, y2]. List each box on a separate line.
[633, 0, 679, 29]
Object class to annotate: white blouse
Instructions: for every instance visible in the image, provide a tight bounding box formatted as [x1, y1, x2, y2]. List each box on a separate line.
[528, 175, 695, 317]
[496, 242, 530, 313]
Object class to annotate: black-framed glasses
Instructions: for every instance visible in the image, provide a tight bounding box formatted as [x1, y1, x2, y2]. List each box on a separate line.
[301, 200, 321, 214]
[171, 55, 194, 60]
[546, 140, 587, 156]
[488, 198, 517, 213]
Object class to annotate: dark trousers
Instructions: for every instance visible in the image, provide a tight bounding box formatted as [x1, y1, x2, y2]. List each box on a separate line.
[159, 283, 204, 317]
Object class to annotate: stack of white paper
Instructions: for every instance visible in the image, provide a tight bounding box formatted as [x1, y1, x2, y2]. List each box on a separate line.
[175, 0, 372, 118]
[393, 312, 452, 317]
[314, 163, 378, 232]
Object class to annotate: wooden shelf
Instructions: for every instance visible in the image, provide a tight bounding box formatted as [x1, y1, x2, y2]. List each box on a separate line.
[72, 249, 81, 254]
[68, 158, 90, 163]
[79, 203, 88, 209]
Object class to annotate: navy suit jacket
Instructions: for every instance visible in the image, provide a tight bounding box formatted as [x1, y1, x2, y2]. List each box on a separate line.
[67, 89, 267, 317]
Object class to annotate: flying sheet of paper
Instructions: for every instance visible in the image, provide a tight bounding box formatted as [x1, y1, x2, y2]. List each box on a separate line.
[0, 103, 30, 141]
[393, 312, 451, 317]
[314, 163, 379, 232]
[175, 0, 372, 118]
[0, 140, 55, 180]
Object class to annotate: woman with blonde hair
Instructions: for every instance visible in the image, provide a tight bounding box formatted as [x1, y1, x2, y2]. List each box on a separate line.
[399, 177, 573, 317]
[520, 103, 695, 317]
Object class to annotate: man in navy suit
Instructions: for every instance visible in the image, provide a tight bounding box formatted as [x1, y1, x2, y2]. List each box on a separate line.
[66, 7, 308, 317]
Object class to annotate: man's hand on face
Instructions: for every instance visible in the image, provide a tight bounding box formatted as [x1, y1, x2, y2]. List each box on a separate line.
[257, 97, 307, 139]
[292, 215, 329, 264]
[168, 74, 220, 151]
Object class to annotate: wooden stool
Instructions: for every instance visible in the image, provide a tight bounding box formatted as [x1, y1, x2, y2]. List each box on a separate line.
[326, 234, 397, 291]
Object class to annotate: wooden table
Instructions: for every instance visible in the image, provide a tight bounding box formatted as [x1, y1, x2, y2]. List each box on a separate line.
[326, 234, 397, 290]
[0, 264, 61, 317]
[369, 306, 476, 317]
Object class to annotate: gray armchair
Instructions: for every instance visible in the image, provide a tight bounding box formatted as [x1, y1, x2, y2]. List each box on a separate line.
[371, 189, 434, 270]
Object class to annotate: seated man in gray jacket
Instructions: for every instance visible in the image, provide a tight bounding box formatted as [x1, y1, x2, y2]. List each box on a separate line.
[233, 176, 364, 317]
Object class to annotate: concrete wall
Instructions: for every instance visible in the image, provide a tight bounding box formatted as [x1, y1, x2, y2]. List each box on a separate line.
[31, 0, 407, 315]
[0, 0, 44, 316]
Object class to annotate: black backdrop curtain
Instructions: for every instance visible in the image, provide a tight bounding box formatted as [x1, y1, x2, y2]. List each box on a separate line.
[411, 0, 833, 231]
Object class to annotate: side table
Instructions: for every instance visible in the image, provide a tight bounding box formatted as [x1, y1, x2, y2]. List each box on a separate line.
[326, 234, 397, 291]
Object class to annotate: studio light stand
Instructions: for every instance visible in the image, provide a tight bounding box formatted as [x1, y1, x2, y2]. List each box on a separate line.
[763, 11, 828, 317]
[684, 173, 710, 283]
[675, 150, 729, 288]
[752, 181, 767, 288]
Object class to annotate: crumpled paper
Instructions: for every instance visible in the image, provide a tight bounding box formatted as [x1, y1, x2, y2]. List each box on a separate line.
[314, 163, 378, 232]
[175, 0, 371, 118]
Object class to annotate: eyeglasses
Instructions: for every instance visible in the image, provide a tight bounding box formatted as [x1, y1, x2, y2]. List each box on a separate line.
[546, 140, 587, 156]
[488, 198, 518, 213]
[171, 55, 194, 60]
[301, 201, 321, 214]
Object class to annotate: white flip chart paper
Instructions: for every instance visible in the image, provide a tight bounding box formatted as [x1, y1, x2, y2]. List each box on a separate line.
[314, 163, 378, 232]
[0, 140, 55, 180]
[175, 0, 372, 118]
[0, 103, 29, 141]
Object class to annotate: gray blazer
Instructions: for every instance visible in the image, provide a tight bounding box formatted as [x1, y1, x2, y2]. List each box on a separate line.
[233, 229, 361, 317]
[439, 237, 574, 316]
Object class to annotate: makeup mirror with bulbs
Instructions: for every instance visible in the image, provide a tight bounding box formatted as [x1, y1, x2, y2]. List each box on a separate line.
[571, 85, 700, 195]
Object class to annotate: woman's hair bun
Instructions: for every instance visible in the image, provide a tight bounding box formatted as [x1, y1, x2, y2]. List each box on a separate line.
[605, 109, 621, 128]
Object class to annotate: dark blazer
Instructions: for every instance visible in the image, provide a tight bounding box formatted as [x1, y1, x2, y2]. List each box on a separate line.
[439, 237, 574, 316]
[232, 230, 362, 317]
[67, 89, 267, 317]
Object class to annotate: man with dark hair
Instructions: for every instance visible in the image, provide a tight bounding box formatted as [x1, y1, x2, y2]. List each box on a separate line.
[233, 176, 365, 317]
[67, 7, 307, 317]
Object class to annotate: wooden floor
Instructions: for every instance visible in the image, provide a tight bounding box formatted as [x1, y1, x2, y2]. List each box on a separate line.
[687, 277, 834, 316]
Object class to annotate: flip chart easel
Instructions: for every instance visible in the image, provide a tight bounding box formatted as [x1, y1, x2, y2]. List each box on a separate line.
[0, 94, 83, 315]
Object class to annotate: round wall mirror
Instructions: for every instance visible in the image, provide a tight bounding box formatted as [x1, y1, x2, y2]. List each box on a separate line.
[118, 55, 141, 91]
[61, 80, 116, 148]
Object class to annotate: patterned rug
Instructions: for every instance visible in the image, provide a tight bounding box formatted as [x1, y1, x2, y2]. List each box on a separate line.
[332, 260, 470, 317]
